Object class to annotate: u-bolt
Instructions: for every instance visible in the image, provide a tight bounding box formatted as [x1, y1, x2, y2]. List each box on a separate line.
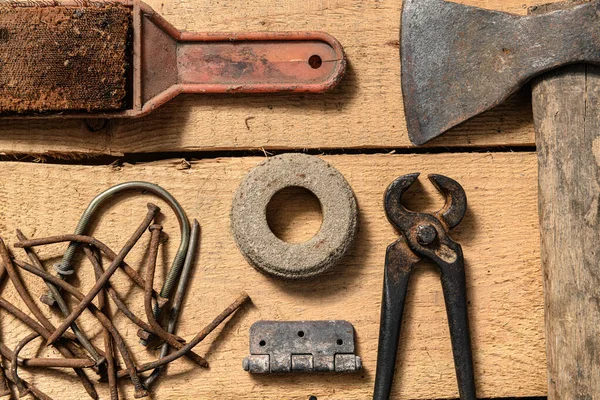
[42, 182, 190, 322]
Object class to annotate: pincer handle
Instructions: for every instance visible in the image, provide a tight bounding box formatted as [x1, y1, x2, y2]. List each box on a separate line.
[373, 238, 420, 400]
[440, 249, 477, 400]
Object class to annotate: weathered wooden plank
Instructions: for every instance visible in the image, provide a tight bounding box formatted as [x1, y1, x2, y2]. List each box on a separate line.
[533, 63, 600, 397]
[0, 0, 562, 156]
[0, 153, 544, 399]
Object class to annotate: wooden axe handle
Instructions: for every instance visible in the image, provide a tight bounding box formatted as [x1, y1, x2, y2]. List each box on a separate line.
[529, 3, 600, 397]
[532, 64, 600, 397]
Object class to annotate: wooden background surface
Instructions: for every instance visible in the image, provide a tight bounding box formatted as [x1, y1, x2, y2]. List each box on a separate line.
[0, 0, 554, 399]
[0, 0, 552, 157]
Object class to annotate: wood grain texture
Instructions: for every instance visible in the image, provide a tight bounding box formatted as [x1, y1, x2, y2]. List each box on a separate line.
[0, 0, 568, 156]
[0, 153, 544, 399]
[533, 64, 600, 398]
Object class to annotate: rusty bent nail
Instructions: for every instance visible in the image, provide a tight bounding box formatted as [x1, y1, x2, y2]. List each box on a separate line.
[16, 259, 149, 399]
[11, 332, 40, 397]
[145, 219, 202, 387]
[143, 224, 165, 341]
[0, 341, 94, 368]
[0, 321, 9, 397]
[0, 297, 50, 338]
[45, 203, 160, 347]
[80, 247, 185, 344]
[0, 356, 9, 397]
[0, 238, 55, 334]
[7, 258, 110, 363]
[143, 224, 208, 368]
[0, 297, 99, 400]
[117, 292, 250, 379]
[80, 246, 188, 349]
[13, 248, 175, 348]
[15, 234, 164, 303]
[42, 182, 189, 319]
[3, 372, 54, 400]
[14, 230, 104, 366]
[0, 239, 100, 399]
[87, 247, 119, 400]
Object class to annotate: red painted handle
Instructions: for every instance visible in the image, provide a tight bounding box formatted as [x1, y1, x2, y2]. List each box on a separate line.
[177, 32, 346, 93]
[139, 5, 346, 115]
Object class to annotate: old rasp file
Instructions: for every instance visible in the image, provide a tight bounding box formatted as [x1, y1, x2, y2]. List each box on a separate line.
[0, 1, 345, 118]
[401, 0, 600, 145]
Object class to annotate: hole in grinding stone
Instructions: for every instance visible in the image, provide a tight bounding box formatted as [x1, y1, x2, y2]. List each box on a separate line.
[298, 331, 305, 337]
[267, 187, 323, 244]
[259, 340, 266, 347]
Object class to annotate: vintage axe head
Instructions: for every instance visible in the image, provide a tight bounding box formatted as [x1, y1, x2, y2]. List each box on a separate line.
[401, 0, 600, 145]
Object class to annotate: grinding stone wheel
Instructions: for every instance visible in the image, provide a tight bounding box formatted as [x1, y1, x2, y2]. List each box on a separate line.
[230, 154, 358, 279]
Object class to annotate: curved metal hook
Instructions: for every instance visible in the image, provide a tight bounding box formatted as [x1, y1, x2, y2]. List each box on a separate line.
[429, 174, 467, 229]
[44, 182, 190, 309]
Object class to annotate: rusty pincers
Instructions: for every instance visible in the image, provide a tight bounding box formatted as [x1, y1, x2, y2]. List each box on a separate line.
[373, 173, 475, 400]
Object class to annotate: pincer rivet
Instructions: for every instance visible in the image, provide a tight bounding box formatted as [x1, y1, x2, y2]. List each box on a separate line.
[416, 224, 437, 246]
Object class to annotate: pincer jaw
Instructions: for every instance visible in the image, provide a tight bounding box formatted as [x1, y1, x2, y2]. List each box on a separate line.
[383, 173, 420, 231]
[384, 173, 467, 232]
[428, 174, 467, 229]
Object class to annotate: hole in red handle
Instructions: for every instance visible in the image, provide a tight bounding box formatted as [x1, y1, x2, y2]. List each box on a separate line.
[308, 55, 322, 69]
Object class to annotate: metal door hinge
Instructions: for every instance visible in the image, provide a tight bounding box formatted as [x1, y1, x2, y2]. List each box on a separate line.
[243, 321, 362, 373]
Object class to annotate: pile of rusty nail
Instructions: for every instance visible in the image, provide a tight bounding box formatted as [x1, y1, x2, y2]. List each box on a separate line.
[0, 194, 249, 399]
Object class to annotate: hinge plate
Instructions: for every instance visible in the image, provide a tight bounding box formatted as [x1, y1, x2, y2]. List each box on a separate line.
[243, 321, 362, 373]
